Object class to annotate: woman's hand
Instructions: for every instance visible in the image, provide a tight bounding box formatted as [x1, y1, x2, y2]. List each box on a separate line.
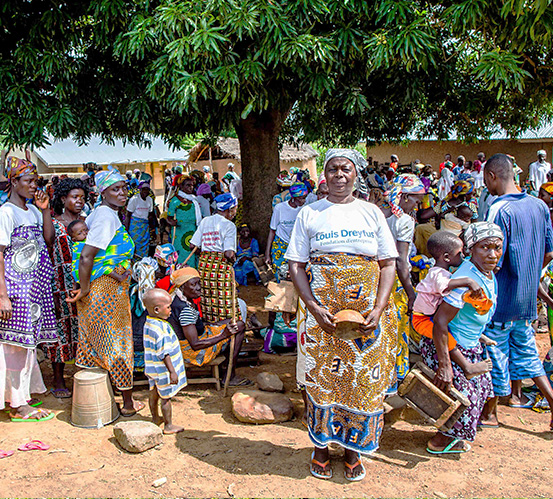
[265, 253, 272, 266]
[66, 285, 89, 303]
[362, 306, 384, 333]
[0, 294, 12, 321]
[34, 190, 50, 211]
[433, 362, 454, 392]
[310, 304, 336, 334]
[224, 321, 243, 338]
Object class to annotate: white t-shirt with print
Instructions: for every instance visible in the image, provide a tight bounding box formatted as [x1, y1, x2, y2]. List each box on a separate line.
[386, 213, 415, 243]
[285, 198, 398, 263]
[0, 203, 43, 246]
[127, 194, 153, 220]
[190, 213, 237, 253]
[85, 205, 122, 250]
[270, 200, 302, 244]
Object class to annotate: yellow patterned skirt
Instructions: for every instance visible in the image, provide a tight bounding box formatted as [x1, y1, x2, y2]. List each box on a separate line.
[76, 270, 134, 390]
[391, 276, 412, 385]
[179, 324, 228, 367]
[198, 251, 240, 323]
[302, 253, 397, 454]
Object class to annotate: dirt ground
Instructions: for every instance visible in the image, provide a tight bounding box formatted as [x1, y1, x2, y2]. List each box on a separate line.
[1, 285, 553, 498]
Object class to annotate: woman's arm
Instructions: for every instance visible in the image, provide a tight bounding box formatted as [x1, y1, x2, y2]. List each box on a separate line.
[66, 244, 100, 302]
[289, 260, 335, 333]
[0, 249, 12, 321]
[265, 229, 276, 265]
[124, 211, 132, 231]
[364, 258, 396, 331]
[431, 302, 460, 392]
[34, 190, 54, 247]
[396, 240, 416, 314]
[181, 322, 237, 351]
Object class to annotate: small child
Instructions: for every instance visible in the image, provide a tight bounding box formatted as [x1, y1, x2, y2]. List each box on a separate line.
[412, 231, 493, 379]
[143, 288, 187, 434]
[69, 220, 129, 283]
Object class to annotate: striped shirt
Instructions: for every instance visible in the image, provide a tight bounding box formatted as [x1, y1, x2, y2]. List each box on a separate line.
[487, 191, 553, 322]
[143, 317, 187, 398]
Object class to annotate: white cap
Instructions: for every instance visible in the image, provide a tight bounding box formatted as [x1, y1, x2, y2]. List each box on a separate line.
[538, 149, 547, 156]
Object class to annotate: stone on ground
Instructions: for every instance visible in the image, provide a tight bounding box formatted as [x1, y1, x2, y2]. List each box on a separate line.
[231, 389, 293, 424]
[113, 421, 163, 453]
[256, 372, 284, 392]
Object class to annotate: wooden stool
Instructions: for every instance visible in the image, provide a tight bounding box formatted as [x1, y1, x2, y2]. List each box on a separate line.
[185, 356, 225, 391]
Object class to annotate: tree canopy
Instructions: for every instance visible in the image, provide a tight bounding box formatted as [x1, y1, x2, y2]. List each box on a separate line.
[2, 0, 553, 149]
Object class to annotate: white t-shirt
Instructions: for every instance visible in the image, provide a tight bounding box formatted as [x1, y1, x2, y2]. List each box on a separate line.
[127, 194, 153, 220]
[0, 203, 42, 246]
[386, 213, 415, 243]
[270, 201, 302, 244]
[285, 198, 398, 263]
[85, 205, 122, 250]
[528, 160, 551, 191]
[190, 213, 237, 253]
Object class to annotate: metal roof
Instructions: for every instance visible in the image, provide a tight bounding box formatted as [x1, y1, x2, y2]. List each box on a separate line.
[410, 123, 553, 142]
[35, 136, 189, 167]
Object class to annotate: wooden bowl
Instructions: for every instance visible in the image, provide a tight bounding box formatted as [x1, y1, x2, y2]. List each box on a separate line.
[333, 309, 366, 341]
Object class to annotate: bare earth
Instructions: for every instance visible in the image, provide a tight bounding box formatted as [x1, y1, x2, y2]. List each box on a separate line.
[1, 285, 552, 498]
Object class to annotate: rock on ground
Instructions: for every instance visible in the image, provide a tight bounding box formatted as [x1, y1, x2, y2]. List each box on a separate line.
[113, 421, 163, 453]
[256, 372, 284, 392]
[231, 389, 293, 424]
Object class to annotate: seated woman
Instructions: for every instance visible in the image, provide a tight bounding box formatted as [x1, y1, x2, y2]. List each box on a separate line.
[234, 224, 260, 286]
[423, 221, 503, 454]
[164, 268, 251, 387]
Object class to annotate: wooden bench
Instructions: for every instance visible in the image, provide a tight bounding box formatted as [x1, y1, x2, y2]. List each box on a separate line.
[185, 356, 225, 391]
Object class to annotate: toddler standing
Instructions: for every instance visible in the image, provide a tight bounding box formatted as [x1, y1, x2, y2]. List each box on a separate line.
[143, 288, 187, 434]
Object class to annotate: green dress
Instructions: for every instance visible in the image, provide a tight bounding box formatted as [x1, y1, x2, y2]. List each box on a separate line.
[167, 197, 200, 266]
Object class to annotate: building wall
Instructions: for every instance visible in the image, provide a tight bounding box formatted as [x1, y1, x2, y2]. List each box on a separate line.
[366, 139, 553, 178]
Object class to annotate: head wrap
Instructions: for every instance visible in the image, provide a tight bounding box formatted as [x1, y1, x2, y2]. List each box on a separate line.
[197, 183, 212, 196]
[134, 168, 141, 174]
[170, 267, 200, 287]
[473, 160, 482, 173]
[276, 171, 294, 188]
[443, 161, 454, 169]
[464, 222, 504, 249]
[323, 149, 367, 171]
[447, 180, 474, 201]
[541, 182, 553, 194]
[131, 257, 159, 312]
[138, 180, 150, 189]
[130, 177, 138, 187]
[203, 165, 210, 173]
[538, 150, 547, 157]
[174, 165, 184, 174]
[289, 182, 308, 198]
[457, 172, 473, 182]
[154, 243, 179, 275]
[94, 167, 126, 193]
[6, 157, 37, 181]
[228, 162, 235, 169]
[387, 174, 426, 218]
[215, 193, 238, 211]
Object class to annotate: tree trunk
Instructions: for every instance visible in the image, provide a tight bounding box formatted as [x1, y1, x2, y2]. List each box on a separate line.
[235, 107, 288, 248]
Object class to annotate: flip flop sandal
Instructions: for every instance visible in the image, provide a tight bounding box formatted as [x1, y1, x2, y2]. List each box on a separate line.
[228, 377, 253, 387]
[310, 451, 332, 480]
[4, 399, 43, 413]
[344, 455, 366, 482]
[0, 450, 14, 459]
[11, 409, 54, 423]
[18, 440, 50, 451]
[120, 401, 145, 417]
[50, 388, 72, 399]
[427, 438, 471, 455]
[477, 422, 499, 428]
[509, 392, 536, 408]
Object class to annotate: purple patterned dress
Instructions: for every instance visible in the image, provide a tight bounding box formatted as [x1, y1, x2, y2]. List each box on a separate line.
[0, 224, 57, 347]
[420, 337, 493, 442]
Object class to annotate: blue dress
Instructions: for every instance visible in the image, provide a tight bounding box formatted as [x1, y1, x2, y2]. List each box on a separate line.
[234, 238, 260, 286]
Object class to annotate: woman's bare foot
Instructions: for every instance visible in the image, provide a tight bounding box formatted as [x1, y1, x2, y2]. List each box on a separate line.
[310, 447, 331, 478]
[163, 424, 184, 435]
[152, 416, 163, 426]
[10, 404, 51, 419]
[121, 400, 145, 417]
[427, 432, 470, 452]
[463, 358, 493, 379]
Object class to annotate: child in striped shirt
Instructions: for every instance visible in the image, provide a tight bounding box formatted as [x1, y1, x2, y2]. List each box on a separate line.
[143, 288, 187, 434]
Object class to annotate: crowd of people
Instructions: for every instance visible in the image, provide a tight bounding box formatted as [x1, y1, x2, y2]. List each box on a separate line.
[1, 148, 552, 482]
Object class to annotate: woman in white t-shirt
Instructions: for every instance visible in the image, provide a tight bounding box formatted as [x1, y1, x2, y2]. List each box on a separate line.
[0, 158, 56, 422]
[286, 149, 398, 481]
[265, 182, 308, 282]
[381, 174, 425, 384]
[125, 180, 155, 259]
[67, 168, 144, 417]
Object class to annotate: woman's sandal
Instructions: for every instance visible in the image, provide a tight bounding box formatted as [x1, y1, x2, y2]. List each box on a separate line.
[310, 451, 332, 480]
[427, 438, 471, 455]
[0, 449, 14, 459]
[344, 455, 366, 482]
[18, 440, 50, 451]
[10, 409, 54, 423]
[120, 400, 145, 417]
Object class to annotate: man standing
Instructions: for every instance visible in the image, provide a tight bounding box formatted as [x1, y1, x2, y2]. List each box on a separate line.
[528, 149, 551, 194]
[481, 154, 553, 429]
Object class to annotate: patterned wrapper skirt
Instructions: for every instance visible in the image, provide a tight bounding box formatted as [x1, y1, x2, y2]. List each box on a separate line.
[420, 337, 493, 442]
[270, 235, 289, 282]
[198, 252, 239, 323]
[76, 270, 134, 390]
[391, 276, 412, 388]
[179, 324, 228, 366]
[301, 253, 398, 455]
[129, 216, 150, 260]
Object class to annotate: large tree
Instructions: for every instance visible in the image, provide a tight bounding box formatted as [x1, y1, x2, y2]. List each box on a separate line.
[2, 0, 553, 239]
